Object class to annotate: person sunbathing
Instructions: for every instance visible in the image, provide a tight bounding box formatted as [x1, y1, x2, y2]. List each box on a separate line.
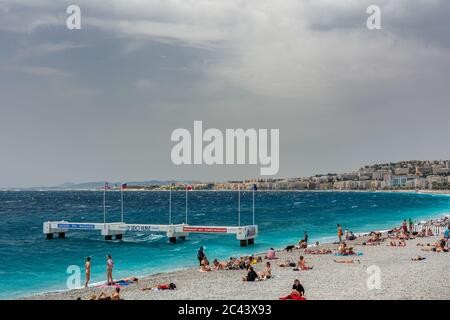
[333, 259, 360, 264]
[110, 287, 121, 300]
[426, 228, 434, 236]
[338, 242, 355, 254]
[200, 258, 211, 271]
[305, 248, 332, 254]
[213, 259, 227, 270]
[259, 262, 272, 280]
[411, 256, 426, 261]
[94, 287, 120, 300]
[141, 283, 176, 291]
[297, 256, 313, 270]
[417, 229, 426, 237]
[278, 259, 294, 267]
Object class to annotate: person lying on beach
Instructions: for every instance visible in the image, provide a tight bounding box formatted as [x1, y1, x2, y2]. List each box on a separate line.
[213, 259, 228, 270]
[278, 259, 295, 267]
[368, 231, 384, 243]
[242, 266, 259, 282]
[141, 283, 176, 291]
[92, 287, 121, 300]
[333, 259, 360, 264]
[259, 262, 272, 280]
[295, 256, 313, 271]
[305, 248, 332, 255]
[411, 256, 426, 261]
[420, 240, 448, 252]
[416, 229, 427, 237]
[427, 228, 434, 236]
[387, 240, 406, 247]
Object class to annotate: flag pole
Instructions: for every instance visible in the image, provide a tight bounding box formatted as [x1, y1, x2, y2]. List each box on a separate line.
[185, 185, 188, 225]
[121, 183, 124, 223]
[252, 187, 255, 225]
[103, 182, 106, 224]
[169, 185, 172, 225]
[238, 184, 241, 226]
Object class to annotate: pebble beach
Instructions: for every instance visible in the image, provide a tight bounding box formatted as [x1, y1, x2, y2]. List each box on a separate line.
[25, 222, 450, 300]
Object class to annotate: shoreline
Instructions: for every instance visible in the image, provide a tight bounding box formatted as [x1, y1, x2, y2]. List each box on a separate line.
[22, 214, 450, 300]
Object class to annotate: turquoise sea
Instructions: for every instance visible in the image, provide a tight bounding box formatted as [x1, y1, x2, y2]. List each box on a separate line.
[0, 191, 449, 299]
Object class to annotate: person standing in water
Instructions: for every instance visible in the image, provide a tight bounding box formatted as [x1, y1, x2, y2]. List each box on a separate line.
[85, 257, 91, 288]
[337, 224, 343, 243]
[197, 247, 205, 266]
[106, 255, 114, 285]
[304, 232, 308, 246]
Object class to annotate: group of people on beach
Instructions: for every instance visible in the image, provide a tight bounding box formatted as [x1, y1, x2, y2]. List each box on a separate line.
[76, 215, 449, 301]
[83, 254, 115, 288]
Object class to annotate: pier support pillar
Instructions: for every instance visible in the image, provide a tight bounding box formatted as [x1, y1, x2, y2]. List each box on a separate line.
[46, 233, 53, 240]
[105, 235, 113, 241]
[58, 232, 65, 239]
[240, 240, 248, 247]
[179, 236, 186, 241]
[169, 237, 177, 243]
[115, 234, 123, 240]
[248, 238, 254, 245]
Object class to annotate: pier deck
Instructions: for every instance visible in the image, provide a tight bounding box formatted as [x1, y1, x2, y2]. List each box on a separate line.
[43, 221, 258, 246]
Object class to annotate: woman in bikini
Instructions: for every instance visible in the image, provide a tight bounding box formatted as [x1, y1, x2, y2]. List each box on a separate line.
[298, 256, 313, 270]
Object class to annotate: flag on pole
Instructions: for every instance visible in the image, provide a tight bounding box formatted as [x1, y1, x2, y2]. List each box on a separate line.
[121, 183, 127, 189]
[186, 184, 193, 191]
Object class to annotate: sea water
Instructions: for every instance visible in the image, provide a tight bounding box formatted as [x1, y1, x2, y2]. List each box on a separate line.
[0, 191, 449, 299]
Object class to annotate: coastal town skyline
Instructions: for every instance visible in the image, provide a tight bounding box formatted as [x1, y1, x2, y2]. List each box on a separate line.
[7, 159, 449, 191]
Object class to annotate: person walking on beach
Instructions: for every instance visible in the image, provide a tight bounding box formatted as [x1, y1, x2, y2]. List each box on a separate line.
[106, 254, 114, 285]
[85, 257, 91, 288]
[337, 224, 343, 243]
[197, 247, 205, 266]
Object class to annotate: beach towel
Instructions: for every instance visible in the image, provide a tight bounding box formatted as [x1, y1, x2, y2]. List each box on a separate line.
[279, 294, 306, 300]
[335, 252, 363, 256]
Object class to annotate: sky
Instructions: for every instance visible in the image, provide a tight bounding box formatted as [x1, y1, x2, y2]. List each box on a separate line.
[1, 0, 450, 188]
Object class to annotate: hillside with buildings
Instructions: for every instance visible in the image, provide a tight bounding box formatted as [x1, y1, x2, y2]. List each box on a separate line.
[158, 160, 450, 191]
